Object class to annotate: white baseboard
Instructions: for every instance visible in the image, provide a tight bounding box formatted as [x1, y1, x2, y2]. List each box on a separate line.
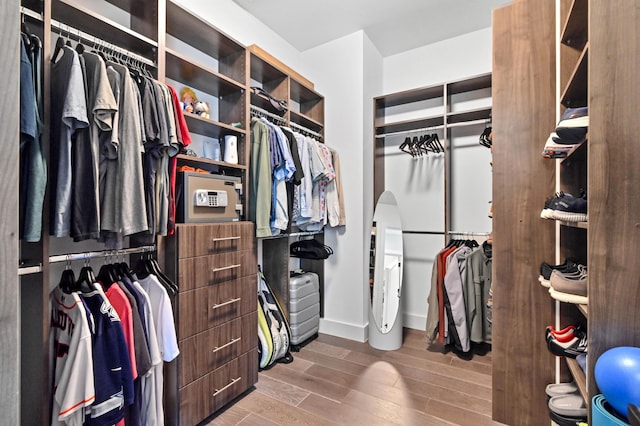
[318, 318, 368, 342]
[403, 312, 427, 331]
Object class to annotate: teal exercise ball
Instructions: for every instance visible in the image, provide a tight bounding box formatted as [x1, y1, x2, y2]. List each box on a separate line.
[595, 346, 640, 418]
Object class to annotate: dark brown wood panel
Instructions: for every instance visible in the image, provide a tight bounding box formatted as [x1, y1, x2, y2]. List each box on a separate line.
[177, 222, 255, 258]
[491, 1, 557, 424]
[587, 0, 640, 397]
[179, 318, 242, 387]
[178, 250, 256, 291]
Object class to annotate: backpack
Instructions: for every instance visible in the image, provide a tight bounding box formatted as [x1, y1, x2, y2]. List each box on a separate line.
[257, 270, 293, 369]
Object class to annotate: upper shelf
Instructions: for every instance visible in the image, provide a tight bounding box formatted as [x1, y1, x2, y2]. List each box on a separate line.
[375, 116, 444, 136]
[447, 73, 492, 95]
[561, 44, 588, 108]
[561, 0, 588, 51]
[375, 85, 444, 109]
[290, 110, 323, 132]
[183, 113, 246, 139]
[52, 0, 158, 59]
[165, 49, 245, 98]
[166, 1, 246, 86]
[447, 106, 492, 126]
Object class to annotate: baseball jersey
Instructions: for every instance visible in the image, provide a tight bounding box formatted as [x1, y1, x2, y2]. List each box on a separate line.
[80, 285, 134, 426]
[50, 287, 95, 426]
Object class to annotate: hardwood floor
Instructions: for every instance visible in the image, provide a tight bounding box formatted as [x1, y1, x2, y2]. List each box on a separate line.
[206, 329, 504, 425]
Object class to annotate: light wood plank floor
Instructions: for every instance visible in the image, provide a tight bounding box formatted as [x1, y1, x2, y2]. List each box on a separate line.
[207, 328, 504, 425]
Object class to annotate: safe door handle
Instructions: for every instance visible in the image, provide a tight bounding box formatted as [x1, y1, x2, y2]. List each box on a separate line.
[212, 264, 241, 273]
[211, 297, 241, 310]
[212, 337, 241, 353]
[212, 236, 240, 242]
[213, 377, 241, 397]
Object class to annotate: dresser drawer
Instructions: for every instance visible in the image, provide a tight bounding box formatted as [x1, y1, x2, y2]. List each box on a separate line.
[177, 222, 255, 259]
[179, 312, 257, 387]
[177, 275, 257, 340]
[178, 351, 255, 425]
[178, 250, 257, 292]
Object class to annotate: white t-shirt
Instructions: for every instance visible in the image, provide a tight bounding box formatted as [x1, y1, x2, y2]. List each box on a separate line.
[50, 287, 95, 426]
[133, 277, 171, 426]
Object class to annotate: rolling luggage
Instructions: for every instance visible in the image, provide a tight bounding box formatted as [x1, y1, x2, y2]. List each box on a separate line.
[289, 272, 320, 349]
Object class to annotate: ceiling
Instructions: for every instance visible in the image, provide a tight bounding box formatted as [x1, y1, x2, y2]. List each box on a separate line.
[232, 0, 511, 57]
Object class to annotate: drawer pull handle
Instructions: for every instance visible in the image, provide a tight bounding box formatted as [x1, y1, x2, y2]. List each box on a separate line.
[212, 337, 242, 353]
[212, 236, 241, 242]
[212, 264, 241, 273]
[213, 377, 241, 397]
[212, 297, 241, 310]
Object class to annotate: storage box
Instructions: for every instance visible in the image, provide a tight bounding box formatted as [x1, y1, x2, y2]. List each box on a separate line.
[176, 172, 243, 223]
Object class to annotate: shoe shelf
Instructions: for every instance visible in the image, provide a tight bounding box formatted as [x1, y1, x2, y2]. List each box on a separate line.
[559, 221, 588, 229]
[578, 304, 588, 318]
[560, 0, 588, 51]
[566, 357, 588, 403]
[559, 139, 587, 164]
[561, 43, 588, 108]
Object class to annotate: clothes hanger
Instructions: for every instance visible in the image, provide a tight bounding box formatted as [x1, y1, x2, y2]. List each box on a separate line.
[96, 254, 118, 288]
[76, 256, 97, 293]
[51, 27, 65, 63]
[59, 259, 76, 294]
[74, 29, 84, 55]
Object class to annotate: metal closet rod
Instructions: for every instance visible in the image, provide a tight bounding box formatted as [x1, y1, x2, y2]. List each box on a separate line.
[49, 18, 156, 66]
[21, 6, 43, 22]
[403, 230, 491, 236]
[48, 245, 156, 264]
[289, 122, 323, 139]
[375, 125, 445, 138]
[250, 105, 287, 124]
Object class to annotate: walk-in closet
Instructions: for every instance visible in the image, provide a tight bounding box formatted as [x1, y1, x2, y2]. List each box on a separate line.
[5, 0, 640, 425]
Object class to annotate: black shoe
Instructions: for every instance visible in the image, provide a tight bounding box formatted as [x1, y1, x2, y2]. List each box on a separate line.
[539, 259, 579, 287]
[546, 330, 588, 358]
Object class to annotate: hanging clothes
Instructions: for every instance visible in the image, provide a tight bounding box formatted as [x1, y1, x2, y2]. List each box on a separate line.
[50, 286, 95, 426]
[50, 258, 178, 426]
[248, 112, 346, 236]
[425, 239, 492, 351]
[19, 33, 47, 242]
[44, 36, 188, 247]
[50, 45, 89, 238]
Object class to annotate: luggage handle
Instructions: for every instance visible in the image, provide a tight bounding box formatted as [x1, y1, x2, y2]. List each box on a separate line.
[212, 337, 241, 353]
[212, 264, 241, 273]
[211, 297, 241, 310]
[212, 236, 240, 242]
[212, 377, 241, 397]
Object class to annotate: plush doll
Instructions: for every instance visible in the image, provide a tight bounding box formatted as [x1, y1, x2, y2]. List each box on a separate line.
[180, 86, 197, 114]
[193, 101, 210, 119]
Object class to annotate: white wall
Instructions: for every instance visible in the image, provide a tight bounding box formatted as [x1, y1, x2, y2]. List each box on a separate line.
[383, 27, 493, 93]
[168, 1, 493, 338]
[301, 31, 383, 341]
[381, 27, 493, 331]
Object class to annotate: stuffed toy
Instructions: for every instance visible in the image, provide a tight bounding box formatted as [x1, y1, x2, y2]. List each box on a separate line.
[193, 101, 210, 119]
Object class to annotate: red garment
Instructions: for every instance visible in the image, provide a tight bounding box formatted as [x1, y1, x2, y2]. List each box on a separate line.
[105, 284, 138, 380]
[437, 246, 458, 343]
[166, 85, 192, 235]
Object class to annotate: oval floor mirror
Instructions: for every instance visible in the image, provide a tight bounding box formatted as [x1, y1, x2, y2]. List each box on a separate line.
[368, 191, 404, 350]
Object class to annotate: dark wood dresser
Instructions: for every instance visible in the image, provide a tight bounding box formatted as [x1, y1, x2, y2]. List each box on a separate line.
[164, 222, 258, 425]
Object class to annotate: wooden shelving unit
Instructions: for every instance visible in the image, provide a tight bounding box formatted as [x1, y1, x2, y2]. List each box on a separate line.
[249, 46, 327, 319]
